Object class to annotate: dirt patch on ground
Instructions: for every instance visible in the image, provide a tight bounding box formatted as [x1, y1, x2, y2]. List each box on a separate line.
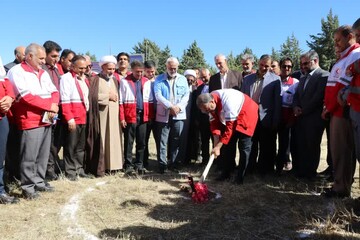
[1, 134, 360, 240]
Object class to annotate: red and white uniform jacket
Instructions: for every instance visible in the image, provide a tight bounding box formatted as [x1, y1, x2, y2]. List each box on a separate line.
[348, 51, 360, 112]
[325, 43, 360, 117]
[0, 78, 15, 120]
[281, 76, 299, 125]
[7, 62, 59, 130]
[119, 74, 154, 123]
[209, 89, 258, 145]
[60, 71, 89, 125]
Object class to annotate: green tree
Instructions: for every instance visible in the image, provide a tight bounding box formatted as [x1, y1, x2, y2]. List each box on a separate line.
[280, 33, 302, 70]
[157, 45, 172, 74]
[227, 51, 241, 71]
[271, 47, 281, 62]
[307, 9, 339, 71]
[132, 38, 162, 63]
[179, 40, 207, 73]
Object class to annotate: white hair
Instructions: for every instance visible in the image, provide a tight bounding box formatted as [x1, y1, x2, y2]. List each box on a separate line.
[166, 56, 179, 66]
[214, 53, 226, 61]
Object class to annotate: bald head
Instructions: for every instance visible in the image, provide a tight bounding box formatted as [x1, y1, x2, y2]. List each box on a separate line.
[15, 46, 25, 63]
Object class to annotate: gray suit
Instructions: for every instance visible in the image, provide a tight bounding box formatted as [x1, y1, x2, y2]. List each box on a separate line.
[241, 72, 282, 174]
[292, 67, 329, 178]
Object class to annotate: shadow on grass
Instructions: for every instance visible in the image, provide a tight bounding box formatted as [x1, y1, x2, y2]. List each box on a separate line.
[96, 158, 360, 239]
[96, 177, 336, 239]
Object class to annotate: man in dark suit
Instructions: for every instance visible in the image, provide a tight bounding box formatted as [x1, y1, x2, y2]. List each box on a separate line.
[293, 50, 329, 179]
[208, 54, 243, 180]
[241, 54, 282, 175]
[4, 46, 25, 73]
[193, 68, 212, 165]
[209, 53, 243, 92]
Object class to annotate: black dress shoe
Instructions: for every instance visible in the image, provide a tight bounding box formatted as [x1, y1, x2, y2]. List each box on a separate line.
[66, 175, 78, 181]
[321, 188, 349, 198]
[45, 173, 59, 181]
[35, 184, 55, 192]
[78, 173, 93, 179]
[137, 169, 146, 175]
[125, 168, 136, 176]
[319, 167, 332, 176]
[168, 166, 180, 173]
[0, 193, 19, 204]
[22, 191, 40, 200]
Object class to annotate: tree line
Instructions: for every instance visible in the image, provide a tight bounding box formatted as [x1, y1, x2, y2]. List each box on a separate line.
[89, 9, 339, 74]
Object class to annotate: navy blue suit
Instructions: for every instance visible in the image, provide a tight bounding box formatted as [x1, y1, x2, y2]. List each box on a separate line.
[241, 72, 282, 174]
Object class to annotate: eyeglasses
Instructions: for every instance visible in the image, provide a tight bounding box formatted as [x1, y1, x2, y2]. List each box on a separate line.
[281, 65, 292, 69]
[86, 65, 93, 69]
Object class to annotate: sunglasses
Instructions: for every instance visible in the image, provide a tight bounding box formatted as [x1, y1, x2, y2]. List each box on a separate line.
[86, 65, 93, 68]
[281, 65, 292, 69]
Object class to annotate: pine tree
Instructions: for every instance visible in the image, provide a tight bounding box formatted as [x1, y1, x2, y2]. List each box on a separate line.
[271, 47, 281, 62]
[157, 46, 172, 75]
[227, 52, 241, 71]
[132, 38, 162, 63]
[280, 33, 302, 70]
[179, 40, 207, 73]
[307, 9, 339, 71]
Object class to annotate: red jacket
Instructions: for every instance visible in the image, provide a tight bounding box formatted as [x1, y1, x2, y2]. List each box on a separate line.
[348, 58, 360, 112]
[0, 78, 15, 119]
[60, 71, 89, 124]
[210, 89, 258, 145]
[325, 43, 360, 117]
[7, 62, 59, 130]
[119, 74, 154, 123]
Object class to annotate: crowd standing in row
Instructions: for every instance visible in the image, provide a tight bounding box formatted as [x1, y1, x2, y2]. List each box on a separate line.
[0, 18, 360, 204]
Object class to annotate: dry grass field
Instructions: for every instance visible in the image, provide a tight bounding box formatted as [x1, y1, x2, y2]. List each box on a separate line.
[1, 134, 360, 240]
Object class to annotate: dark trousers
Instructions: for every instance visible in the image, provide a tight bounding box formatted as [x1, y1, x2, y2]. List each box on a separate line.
[124, 113, 147, 171]
[47, 123, 64, 176]
[218, 133, 237, 176]
[144, 120, 156, 167]
[63, 124, 86, 177]
[219, 131, 252, 181]
[0, 117, 9, 193]
[276, 125, 291, 171]
[293, 115, 325, 178]
[199, 116, 212, 164]
[5, 123, 20, 181]
[248, 122, 277, 175]
[20, 126, 51, 194]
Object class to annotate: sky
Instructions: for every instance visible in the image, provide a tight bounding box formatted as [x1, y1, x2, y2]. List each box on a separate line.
[0, 0, 359, 67]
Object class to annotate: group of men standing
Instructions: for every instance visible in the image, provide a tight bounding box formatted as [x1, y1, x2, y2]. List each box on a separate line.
[1, 17, 360, 204]
[193, 18, 360, 199]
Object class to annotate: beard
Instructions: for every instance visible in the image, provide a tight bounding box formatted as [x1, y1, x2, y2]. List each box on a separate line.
[167, 71, 177, 78]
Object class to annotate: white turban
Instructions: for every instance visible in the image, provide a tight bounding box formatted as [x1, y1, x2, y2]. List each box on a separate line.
[99, 55, 117, 68]
[183, 69, 196, 78]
